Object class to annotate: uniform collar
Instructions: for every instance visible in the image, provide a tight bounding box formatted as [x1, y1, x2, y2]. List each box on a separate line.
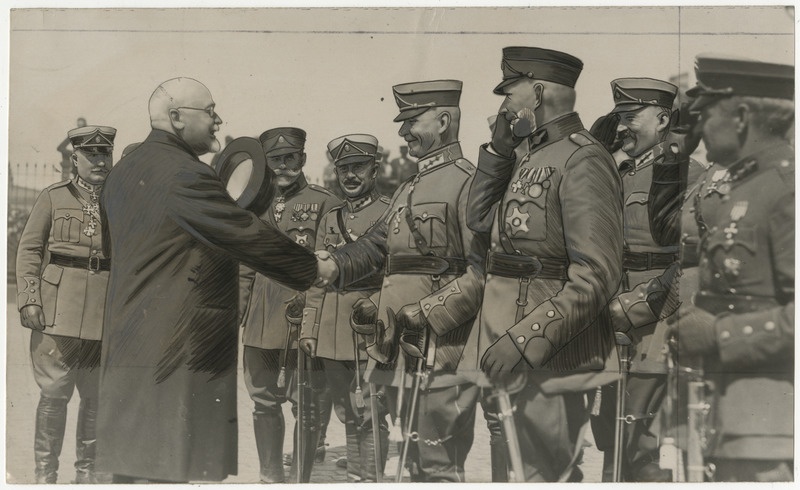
[345, 190, 379, 212]
[527, 112, 584, 153]
[727, 143, 794, 183]
[74, 176, 103, 194]
[277, 173, 308, 200]
[416, 142, 463, 174]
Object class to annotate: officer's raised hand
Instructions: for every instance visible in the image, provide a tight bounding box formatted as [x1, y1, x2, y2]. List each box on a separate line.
[665, 305, 717, 356]
[589, 112, 623, 154]
[480, 334, 523, 379]
[284, 293, 305, 325]
[20, 305, 46, 331]
[396, 303, 428, 359]
[491, 107, 531, 158]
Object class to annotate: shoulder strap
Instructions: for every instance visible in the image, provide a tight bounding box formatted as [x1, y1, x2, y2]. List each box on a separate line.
[403, 181, 435, 257]
[336, 207, 354, 244]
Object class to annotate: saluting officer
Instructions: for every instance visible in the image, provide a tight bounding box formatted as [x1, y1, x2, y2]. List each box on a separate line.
[300, 134, 391, 482]
[316, 80, 489, 482]
[588, 78, 687, 481]
[667, 55, 794, 482]
[17, 125, 116, 484]
[239, 127, 341, 483]
[467, 47, 624, 482]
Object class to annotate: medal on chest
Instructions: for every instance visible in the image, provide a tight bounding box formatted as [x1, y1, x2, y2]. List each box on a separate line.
[274, 196, 286, 222]
[82, 190, 101, 237]
[510, 166, 552, 198]
[704, 169, 732, 197]
[720, 201, 748, 277]
[505, 205, 530, 235]
[291, 202, 319, 222]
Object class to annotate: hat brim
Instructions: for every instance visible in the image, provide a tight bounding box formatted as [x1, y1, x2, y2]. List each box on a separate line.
[688, 94, 724, 113]
[393, 106, 431, 122]
[264, 147, 303, 157]
[493, 77, 519, 96]
[334, 154, 375, 167]
[610, 103, 650, 115]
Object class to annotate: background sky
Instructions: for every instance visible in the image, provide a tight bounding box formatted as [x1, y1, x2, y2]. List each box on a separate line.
[7, 6, 795, 188]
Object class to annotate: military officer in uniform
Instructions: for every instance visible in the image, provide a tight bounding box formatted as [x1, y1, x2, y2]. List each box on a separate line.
[17, 125, 116, 484]
[467, 47, 624, 482]
[588, 78, 687, 481]
[316, 80, 488, 482]
[300, 134, 391, 482]
[240, 127, 342, 483]
[666, 55, 794, 482]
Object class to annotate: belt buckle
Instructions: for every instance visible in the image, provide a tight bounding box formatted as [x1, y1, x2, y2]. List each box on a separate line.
[530, 257, 543, 278]
[89, 256, 101, 272]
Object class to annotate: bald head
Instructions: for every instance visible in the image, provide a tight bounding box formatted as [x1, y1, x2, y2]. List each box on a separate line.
[149, 77, 222, 155]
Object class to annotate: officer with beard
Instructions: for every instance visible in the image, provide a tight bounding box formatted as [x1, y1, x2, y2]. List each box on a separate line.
[300, 134, 391, 481]
[240, 127, 341, 483]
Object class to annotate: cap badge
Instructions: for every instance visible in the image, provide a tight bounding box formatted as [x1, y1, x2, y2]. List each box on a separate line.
[278, 135, 285, 143]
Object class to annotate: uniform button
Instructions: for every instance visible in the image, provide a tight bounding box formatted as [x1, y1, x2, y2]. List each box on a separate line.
[624, 299, 631, 304]
[89, 271, 95, 275]
[491, 242, 497, 248]
[350, 215, 355, 219]
[780, 160, 790, 167]
[728, 304, 735, 310]
[720, 330, 730, 340]
[438, 296, 444, 301]
[729, 288, 736, 294]
[682, 233, 689, 238]
[65, 213, 70, 217]
[546, 310, 555, 318]
[303, 311, 308, 316]
[393, 229, 400, 234]
[516, 335, 525, 344]
[30, 299, 36, 303]
[29, 289, 35, 293]
[764, 321, 776, 331]
[450, 287, 456, 292]
[92, 250, 98, 255]
[638, 292, 645, 299]
[531, 323, 541, 331]
[29, 280, 35, 285]
[714, 273, 721, 279]
[742, 325, 753, 335]
[422, 212, 428, 218]
[424, 304, 431, 310]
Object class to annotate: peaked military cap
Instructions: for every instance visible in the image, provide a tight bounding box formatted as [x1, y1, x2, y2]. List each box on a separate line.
[610, 78, 678, 113]
[327, 134, 378, 166]
[493, 47, 583, 95]
[259, 127, 307, 157]
[68, 125, 116, 154]
[392, 80, 463, 122]
[687, 54, 794, 111]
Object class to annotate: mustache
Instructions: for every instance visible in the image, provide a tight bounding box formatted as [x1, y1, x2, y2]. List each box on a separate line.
[343, 179, 361, 186]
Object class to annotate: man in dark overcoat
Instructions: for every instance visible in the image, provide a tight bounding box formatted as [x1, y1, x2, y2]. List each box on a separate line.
[96, 77, 318, 483]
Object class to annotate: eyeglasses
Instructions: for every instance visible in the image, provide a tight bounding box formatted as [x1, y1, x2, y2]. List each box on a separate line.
[175, 106, 218, 119]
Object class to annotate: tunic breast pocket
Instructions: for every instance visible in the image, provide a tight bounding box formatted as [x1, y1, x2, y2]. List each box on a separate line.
[52, 208, 84, 243]
[504, 191, 548, 242]
[407, 202, 448, 249]
[287, 226, 316, 250]
[706, 225, 758, 286]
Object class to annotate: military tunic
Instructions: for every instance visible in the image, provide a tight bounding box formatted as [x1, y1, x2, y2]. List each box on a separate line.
[332, 142, 487, 481]
[468, 113, 623, 481]
[17, 179, 109, 342]
[692, 144, 794, 462]
[240, 174, 342, 349]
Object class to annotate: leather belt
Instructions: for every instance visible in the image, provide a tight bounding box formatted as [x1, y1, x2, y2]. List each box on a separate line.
[623, 251, 678, 271]
[486, 251, 568, 281]
[694, 290, 779, 315]
[385, 255, 467, 276]
[50, 253, 110, 272]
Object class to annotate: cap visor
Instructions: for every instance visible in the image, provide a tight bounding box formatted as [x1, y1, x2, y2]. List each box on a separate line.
[688, 94, 722, 112]
[334, 155, 375, 166]
[265, 147, 303, 157]
[492, 78, 517, 96]
[393, 106, 431, 122]
[610, 103, 649, 115]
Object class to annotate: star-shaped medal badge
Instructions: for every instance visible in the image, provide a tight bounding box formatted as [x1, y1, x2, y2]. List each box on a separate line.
[295, 234, 309, 246]
[505, 206, 530, 235]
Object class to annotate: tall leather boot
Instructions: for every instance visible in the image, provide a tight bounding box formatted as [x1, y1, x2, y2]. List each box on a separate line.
[343, 421, 361, 481]
[359, 417, 389, 482]
[74, 397, 98, 484]
[487, 417, 510, 482]
[34, 396, 68, 484]
[315, 385, 333, 463]
[254, 412, 286, 483]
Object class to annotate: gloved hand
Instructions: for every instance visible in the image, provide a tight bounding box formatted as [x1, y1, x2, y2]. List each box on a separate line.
[285, 293, 305, 324]
[480, 334, 524, 380]
[20, 305, 45, 331]
[666, 305, 718, 356]
[396, 304, 429, 359]
[299, 337, 317, 358]
[491, 108, 531, 158]
[589, 112, 623, 154]
[351, 297, 378, 333]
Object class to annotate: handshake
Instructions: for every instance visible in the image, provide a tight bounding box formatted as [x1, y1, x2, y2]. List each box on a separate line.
[314, 250, 339, 288]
